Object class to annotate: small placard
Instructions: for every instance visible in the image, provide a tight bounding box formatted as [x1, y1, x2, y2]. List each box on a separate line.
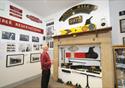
[69, 16, 82, 25]
[119, 10, 125, 16]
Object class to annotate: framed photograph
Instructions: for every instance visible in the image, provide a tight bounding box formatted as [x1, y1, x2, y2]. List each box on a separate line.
[19, 34, 29, 41]
[30, 53, 41, 63]
[123, 37, 125, 45]
[120, 19, 125, 33]
[2, 31, 15, 40]
[113, 45, 125, 87]
[6, 54, 24, 67]
[32, 36, 39, 42]
[49, 41, 53, 48]
[46, 26, 54, 40]
[18, 43, 32, 52]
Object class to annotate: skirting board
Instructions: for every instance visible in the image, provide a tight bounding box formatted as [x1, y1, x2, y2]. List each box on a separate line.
[2, 74, 41, 88]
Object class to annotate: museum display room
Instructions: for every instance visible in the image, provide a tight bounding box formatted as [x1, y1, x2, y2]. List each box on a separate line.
[0, 0, 125, 88]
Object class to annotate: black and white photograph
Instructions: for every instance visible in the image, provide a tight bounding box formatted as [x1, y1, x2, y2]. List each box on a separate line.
[19, 34, 29, 41]
[46, 26, 54, 36]
[120, 19, 125, 33]
[2, 31, 15, 40]
[25, 44, 32, 52]
[115, 48, 125, 64]
[49, 41, 53, 48]
[46, 26, 54, 40]
[6, 54, 24, 67]
[33, 44, 40, 51]
[6, 43, 16, 52]
[30, 53, 40, 63]
[18, 43, 25, 52]
[18, 43, 32, 52]
[32, 36, 39, 42]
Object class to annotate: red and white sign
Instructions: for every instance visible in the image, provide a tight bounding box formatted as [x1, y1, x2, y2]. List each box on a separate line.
[0, 16, 44, 34]
[26, 15, 42, 23]
[9, 5, 23, 19]
[66, 52, 86, 58]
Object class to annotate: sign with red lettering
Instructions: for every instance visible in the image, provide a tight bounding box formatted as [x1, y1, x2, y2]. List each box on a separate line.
[9, 5, 23, 19]
[0, 16, 44, 34]
[26, 15, 42, 23]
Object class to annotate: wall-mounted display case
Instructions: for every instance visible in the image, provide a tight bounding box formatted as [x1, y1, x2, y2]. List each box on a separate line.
[113, 45, 125, 88]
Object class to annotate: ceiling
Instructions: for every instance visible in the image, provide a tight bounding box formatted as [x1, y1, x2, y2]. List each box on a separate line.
[9, 0, 83, 18]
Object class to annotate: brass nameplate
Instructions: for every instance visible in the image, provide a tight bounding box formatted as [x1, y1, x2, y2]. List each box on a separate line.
[69, 16, 82, 25]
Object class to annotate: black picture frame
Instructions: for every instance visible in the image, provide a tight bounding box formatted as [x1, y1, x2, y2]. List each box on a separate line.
[120, 19, 125, 33]
[6, 54, 24, 67]
[19, 34, 29, 41]
[32, 36, 39, 42]
[2, 31, 15, 40]
[30, 53, 41, 63]
[46, 26, 54, 38]
[119, 10, 125, 16]
[123, 37, 125, 45]
[49, 41, 54, 48]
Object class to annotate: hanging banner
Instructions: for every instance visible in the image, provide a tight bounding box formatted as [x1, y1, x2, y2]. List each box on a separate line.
[0, 16, 44, 34]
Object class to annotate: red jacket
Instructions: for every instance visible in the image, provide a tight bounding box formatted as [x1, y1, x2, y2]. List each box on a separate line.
[40, 51, 51, 70]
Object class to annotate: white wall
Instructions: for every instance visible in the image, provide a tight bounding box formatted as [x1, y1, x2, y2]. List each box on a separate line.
[0, 0, 45, 87]
[45, 0, 110, 36]
[44, 0, 110, 87]
[109, 0, 125, 45]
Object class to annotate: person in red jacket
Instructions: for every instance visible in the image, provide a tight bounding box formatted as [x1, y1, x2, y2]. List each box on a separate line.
[40, 43, 51, 88]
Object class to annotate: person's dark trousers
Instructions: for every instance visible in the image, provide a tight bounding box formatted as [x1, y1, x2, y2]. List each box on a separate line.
[41, 69, 50, 88]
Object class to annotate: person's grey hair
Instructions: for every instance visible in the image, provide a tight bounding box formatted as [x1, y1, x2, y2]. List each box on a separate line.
[42, 43, 48, 49]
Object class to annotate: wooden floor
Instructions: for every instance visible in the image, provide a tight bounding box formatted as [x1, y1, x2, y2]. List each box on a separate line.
[14, 77, 74, 88]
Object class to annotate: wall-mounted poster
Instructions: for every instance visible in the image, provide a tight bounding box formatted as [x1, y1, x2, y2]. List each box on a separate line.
[46, 21, 54, 41]
[30, 53, 40, 63]
[18, 43, 32, 52]
[120, 19, 125, 33]
[46, 26, 54, 37]
[6, 43, 16, 52]
[2, 31, 15, 40]
[6, 54, 24, 67]
[20, 34, 29, 41]
[32, 36, 39, 42]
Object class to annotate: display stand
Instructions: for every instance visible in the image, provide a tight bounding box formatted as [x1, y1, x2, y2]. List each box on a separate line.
[53, 27, 114, 88]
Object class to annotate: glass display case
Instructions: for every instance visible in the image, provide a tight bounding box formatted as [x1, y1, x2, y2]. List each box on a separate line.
[113, 45, 125, 88]
[59, 45, 102, 74]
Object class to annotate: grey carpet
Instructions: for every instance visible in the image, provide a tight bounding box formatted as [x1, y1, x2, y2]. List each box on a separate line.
[14, 77, 74, 88]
